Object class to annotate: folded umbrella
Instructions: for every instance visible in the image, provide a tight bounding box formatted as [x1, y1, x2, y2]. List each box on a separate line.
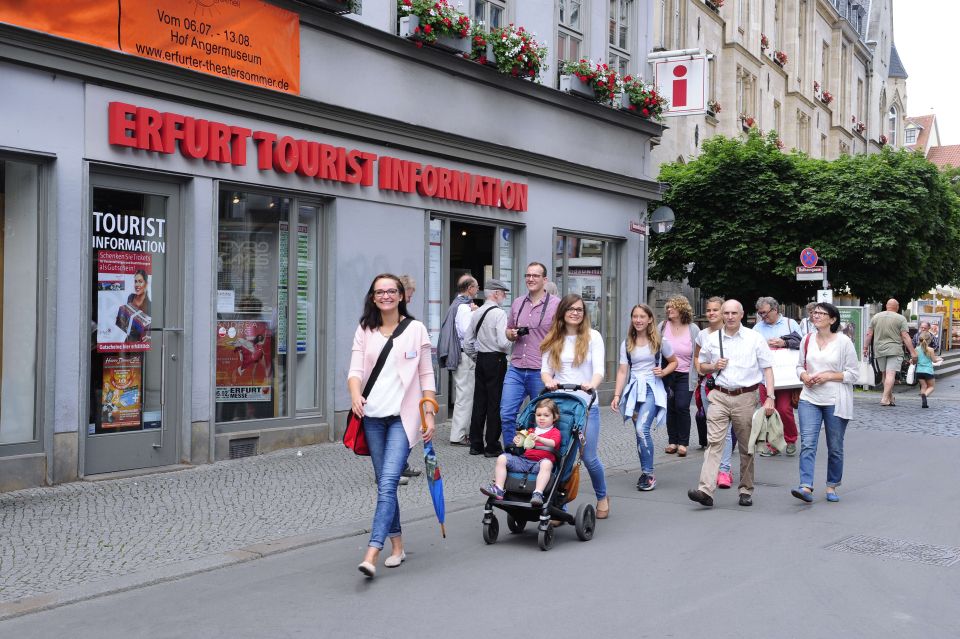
[419, 397, 446, 538]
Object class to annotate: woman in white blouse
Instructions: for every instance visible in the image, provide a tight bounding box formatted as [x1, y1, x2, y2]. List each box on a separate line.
[541, 294, 609, 519]
[791, 302, 859, 504]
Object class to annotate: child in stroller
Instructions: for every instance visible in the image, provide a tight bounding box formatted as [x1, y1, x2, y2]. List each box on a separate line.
[480, 398, 562, 507]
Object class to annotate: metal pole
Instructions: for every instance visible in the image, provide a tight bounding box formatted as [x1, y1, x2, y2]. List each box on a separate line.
[640, 228, 648, 307]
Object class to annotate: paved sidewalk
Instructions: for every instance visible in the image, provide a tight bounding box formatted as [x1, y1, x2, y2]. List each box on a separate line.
[2, 383, 958, 619]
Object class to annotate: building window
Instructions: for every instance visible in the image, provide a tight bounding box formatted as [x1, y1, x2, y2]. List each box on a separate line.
[738, 0, 749, 34]
[905, 127, 917, 145]
[840, 44, 848, 119]
[888, 106, 898, 145]
[215, 190, 324, 424]
[736, 66, 755, 117]
[553, 232, 621, 376]
[774, 0, 783, 47]
[0, 159, 40, 445]
[608, 0, 632, 76]
[773, 100, 782, 135]
[798, 0, 807, 85]
[820, 133, 827, 158]
[821, 42, 829, 92]
[474, 0, 506, 31]
[797, 111, 810, 154]
[857, 78, 864, 123]
[558, 0, 583, 65]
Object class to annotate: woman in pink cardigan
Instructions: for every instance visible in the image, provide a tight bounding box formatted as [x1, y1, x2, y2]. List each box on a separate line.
[349, 273, 436, 578]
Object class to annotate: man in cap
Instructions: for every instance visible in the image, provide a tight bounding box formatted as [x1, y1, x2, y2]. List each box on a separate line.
[464, 279, 512, 456]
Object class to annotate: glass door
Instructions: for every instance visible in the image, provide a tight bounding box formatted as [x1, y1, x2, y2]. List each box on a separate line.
[84, 175, 182, 474]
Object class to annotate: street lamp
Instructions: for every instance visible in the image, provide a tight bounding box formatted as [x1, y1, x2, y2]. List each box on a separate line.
[640, 206, 676, 306]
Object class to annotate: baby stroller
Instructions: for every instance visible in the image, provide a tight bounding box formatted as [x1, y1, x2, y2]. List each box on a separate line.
[481, 384, 596, 551]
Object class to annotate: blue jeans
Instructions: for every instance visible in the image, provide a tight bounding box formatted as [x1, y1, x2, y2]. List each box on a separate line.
[797, 400, 848, 490]
[363, 416, 411, 550]
[499, 366, 546, 447]
[583, 404, 607, 499]
[630, 384, 657, 474]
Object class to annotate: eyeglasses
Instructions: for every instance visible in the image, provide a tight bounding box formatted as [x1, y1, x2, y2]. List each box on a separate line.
[524, 274, 544, 279]
[566, 307, 585, 315]
[757, 309, 771, 317]
[810, 311, 828, 317]
[373, 288, 399, 298]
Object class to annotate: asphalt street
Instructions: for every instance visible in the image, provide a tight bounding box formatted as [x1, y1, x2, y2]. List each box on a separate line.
[2, 381, 959, 638]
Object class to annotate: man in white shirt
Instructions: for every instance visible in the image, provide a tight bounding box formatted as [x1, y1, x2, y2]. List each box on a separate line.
[689, 300, 776, 508]
[464, 279, 512, 456]
[753, 296, 800, 456]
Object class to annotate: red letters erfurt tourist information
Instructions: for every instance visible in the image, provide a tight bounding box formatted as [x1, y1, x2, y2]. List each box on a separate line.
[107, 102, 528, 212]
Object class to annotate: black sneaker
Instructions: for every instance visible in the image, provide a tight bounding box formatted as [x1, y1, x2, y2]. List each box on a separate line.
[687, 489, 714, 507]
[922, 395, 929, 408]
[738, 493, 753, 507]
[637, 473, 656, 491]
[530, 491, 544, 507]
[401, 464, 422, 478]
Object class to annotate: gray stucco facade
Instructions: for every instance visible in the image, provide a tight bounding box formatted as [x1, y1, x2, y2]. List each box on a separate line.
[0, 5, 662, 489]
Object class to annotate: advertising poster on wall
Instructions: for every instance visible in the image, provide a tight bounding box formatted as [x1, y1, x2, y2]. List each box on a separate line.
[277, 221, 308, 354]
[101, 354, 143, 429]
[568, 266, 602, 330]
[215, 320, 273, 402]
[838, 307, 865, 359]
[95, 250, 153, 352]
[917, 313, 944, 354]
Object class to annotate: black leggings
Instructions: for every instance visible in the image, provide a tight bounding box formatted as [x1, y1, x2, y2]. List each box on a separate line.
[666, 372, 693, 446]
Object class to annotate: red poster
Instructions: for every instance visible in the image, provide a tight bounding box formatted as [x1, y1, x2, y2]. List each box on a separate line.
[96, 251, 153, 352]
[215, 320, 273, 402]
[101, 354, 143, 429]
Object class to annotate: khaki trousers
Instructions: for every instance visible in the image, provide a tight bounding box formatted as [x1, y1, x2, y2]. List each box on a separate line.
[698, 390, 759, 496]
[449, 353, 475, 442]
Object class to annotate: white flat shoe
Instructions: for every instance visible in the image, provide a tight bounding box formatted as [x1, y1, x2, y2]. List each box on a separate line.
[358, 561, 376, 578]
[384, 551, 406, 568]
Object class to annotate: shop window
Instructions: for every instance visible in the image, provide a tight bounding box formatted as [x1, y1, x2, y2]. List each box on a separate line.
[215, 190, 323, 425]
[608, 0, 632, 76]
[558, 0, 583, 66]
[553, 232, 621, 375]
[474, 0, 506, 31]
[0, 160, 40, 445]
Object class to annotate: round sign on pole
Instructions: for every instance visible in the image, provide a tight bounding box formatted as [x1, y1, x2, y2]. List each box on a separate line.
[800, 247, 818, 268]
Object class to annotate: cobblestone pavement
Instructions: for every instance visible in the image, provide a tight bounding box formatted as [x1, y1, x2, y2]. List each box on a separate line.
[2, 388, 957, 605]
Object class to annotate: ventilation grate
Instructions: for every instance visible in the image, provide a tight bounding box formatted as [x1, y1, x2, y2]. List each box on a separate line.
[229, 437, 259, 459]
[826, 535, 960, 567]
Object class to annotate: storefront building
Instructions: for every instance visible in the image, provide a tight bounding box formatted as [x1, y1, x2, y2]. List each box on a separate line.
[0, 1, 662, 490]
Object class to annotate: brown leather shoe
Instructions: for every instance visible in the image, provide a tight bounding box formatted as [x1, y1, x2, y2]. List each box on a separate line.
[677, 445, 687, 457]
[665, 445, 678, 454]
[596, 497, 610, 519]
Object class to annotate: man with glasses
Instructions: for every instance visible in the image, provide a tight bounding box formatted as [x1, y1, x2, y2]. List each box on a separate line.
[500, 262, 560, 447]
[753, 296, 800, 456]
[438, 274, 479, 446]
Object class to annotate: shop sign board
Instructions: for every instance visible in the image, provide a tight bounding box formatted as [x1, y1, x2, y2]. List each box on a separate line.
[796, 266, 824, 281]
[653, 55, 708, 115]
[107, 102, 529, 212]
[0, 0, 300, 94]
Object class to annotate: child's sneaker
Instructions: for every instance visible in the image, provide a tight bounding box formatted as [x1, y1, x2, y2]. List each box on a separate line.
[637, 473, 656, 491]
[717, 471, 733, 489]
[480, 482, 504, 500]
[530, 491, 544, 507]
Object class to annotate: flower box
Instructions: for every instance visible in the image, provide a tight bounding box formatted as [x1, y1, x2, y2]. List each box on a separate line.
[399, 15, 471, 55]
[560, 74, 596, 99]
[704, 0, 723, 13]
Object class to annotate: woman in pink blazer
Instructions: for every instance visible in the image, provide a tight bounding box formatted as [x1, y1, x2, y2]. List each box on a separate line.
[348, 273, 436, 578]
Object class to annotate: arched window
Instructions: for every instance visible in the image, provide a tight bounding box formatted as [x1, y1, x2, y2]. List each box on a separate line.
[888, 106, 898, 145]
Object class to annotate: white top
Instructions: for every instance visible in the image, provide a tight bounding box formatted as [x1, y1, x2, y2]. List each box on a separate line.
[796, 333, 860, 419]
[542, 330, 605, 394]
[620, 339, 674, 380]
[455, 303, 473, 340]
[362, 334, 404, 417]
[698, 325, 774, 390]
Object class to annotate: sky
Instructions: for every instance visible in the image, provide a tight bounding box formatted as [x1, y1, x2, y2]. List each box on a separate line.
[893, 0, 960, 144]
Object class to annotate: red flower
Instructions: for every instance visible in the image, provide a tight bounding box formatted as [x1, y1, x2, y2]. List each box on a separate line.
[624, 75, 633, 82]
[479, 55, 488, 64]
[413, 26, 420, 33]
[443, 18, 451, 26]
[423, 24, 432, 34]
[511, 68, 519, 76]
[415, 41, 423, 48]
[403, 0, 411, 5]
[628, 104, 637, 111]
[528, 69, 535, 76]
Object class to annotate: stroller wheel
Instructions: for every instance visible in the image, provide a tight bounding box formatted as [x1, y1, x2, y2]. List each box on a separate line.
[575, 503, 596, 541]
[482, 514, 500, 545]
[537, 524, 555, 551]
[507, 514, 527, 534]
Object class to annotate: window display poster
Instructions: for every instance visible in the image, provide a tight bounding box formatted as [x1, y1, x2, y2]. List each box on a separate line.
[96, 250, 153, 352]
[918, 313, 944, 354]
[215, 320, 273, 402]
[277, 222, 308, 354]
[101, 354, 143, 429]
[838, 307, 865, 360]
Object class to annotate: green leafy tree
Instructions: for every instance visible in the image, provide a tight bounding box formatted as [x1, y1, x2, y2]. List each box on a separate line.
[650, 132, 960, 304]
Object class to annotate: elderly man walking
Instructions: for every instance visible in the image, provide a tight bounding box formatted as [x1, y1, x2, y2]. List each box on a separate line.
[464, 279, 512, 457]
[864, 299, 918, 406]
[688, 300, 776, 508]
[753, 296, 800, 456]
[438, 274, 479, 445]
[500, 262, 560, 447]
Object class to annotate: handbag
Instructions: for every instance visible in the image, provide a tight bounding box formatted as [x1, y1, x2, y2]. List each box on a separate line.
[791, 333, 813, 408]
[563, 463, 581, 502]
[905, 363, 917, 385]
[344, 318, 413, 456]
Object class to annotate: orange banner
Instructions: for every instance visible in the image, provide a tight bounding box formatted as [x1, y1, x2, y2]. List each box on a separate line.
[121, 0, 300, 94]
[0, 0, 119, 50]
[0, 0, 300, 94]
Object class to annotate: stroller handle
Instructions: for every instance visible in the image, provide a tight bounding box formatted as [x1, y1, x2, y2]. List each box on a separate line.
[541, 383, 597, 410]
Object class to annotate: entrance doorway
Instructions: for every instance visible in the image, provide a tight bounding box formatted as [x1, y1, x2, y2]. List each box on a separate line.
[84, 174, 183, 475]
[426, 216, 518, 412]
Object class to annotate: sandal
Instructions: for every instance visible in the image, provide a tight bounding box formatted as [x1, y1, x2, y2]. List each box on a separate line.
[677, 446, 687, 457]
[596, 497, 610, 519]
[665, 445, 678, 454]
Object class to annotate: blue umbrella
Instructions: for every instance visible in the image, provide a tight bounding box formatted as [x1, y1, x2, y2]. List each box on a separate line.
[419, 398, 446, 538]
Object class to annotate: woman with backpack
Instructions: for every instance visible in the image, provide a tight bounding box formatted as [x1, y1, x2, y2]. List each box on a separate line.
[611, 304, 677, 491]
